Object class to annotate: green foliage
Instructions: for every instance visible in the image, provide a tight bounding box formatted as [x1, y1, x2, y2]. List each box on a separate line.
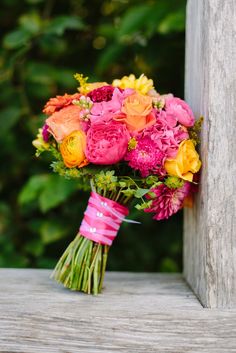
[19, 174, 79, 212]
[189, 116, 204, 146]
[0, 0, 186, 271]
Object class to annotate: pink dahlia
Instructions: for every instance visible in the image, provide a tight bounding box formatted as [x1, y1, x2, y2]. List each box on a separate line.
[87, 85, 116, 102]
[142, 110, 189, 159]
[144, 182, 191, 220]
[85, 121, 130, 165]
[125, 136, 165, 177]
[165, 97, 195, 127]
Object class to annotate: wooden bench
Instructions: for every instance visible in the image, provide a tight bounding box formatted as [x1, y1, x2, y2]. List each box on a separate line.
[0, 0, 235, 351]
[0, 269, 236, 352]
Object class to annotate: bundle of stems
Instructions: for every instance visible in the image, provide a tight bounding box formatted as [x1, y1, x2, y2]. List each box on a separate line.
[51, 186, 132, 295]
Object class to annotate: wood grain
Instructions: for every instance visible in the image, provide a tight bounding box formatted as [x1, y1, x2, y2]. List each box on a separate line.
[0, 269, 236, 352]
[184, 0, 236, 308]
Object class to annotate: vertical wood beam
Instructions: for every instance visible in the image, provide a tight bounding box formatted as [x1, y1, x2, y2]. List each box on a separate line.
[184, 0, 236, 308]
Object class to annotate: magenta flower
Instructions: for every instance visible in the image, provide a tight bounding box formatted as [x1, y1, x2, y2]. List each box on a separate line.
[125, 136, 165, 177]
[86, 121, 130, 165]
[165, 97, 195, 127]
[87, 85, 115, 102]
[42, 124, 50, 142]
[144, 182, 191, 220]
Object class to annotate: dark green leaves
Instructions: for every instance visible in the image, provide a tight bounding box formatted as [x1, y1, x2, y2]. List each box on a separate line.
[0, 107, 22, 136]
[3, 29, 32, 49]
[1, 0, 185, 272]
[134, 188, 150, 199]
[117, 5, 152, 37]
[19, 174, 79, 212]
[45, 16, 84, 36]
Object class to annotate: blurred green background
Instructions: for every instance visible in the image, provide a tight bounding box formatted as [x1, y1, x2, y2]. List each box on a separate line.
[0, 0, 186, 271]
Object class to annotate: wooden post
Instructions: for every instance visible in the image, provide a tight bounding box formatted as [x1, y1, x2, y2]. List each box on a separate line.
[184, 0, 236, 308]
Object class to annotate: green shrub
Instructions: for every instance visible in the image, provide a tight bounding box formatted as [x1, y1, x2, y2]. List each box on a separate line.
[0, 0, 186, 271]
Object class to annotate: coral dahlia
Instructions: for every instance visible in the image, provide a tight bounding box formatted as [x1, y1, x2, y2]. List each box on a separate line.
[43, 93, 81, 115]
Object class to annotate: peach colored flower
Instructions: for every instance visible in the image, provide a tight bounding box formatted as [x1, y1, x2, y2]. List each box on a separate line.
[115, 92, 155, 132]
[43, 93, 81, 115]
[46, 105, 82, 142]
[60, 130, 88, 168]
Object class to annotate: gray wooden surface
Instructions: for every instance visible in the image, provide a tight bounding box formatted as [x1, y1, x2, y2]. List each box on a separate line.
[184, 0, 236, 308]
[1, 269, 236, 352]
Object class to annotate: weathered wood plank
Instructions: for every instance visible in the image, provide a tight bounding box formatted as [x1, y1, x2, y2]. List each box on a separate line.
[0, 269, 236, 352]
[184, 0, 236, 308]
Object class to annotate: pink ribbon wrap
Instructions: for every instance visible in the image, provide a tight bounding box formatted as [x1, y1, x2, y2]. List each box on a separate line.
[79, 192, 129, 246]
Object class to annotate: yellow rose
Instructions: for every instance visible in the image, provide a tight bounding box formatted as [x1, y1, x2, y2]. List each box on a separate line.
[60, 130, 89, 168]
[164, 140, 201, 182]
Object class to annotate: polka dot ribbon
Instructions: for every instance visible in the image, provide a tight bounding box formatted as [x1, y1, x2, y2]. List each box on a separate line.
[79, 192, 139, 246]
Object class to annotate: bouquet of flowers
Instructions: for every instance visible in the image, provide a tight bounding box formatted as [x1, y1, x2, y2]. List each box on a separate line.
[33, 73, 202, 295]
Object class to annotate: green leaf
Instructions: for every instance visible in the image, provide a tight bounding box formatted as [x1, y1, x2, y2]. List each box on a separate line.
[121, 189, 136, 197]
[25, 61, 55, 85]
[97, 24, 116, 39]
[134, 188, 150, 198]
[24, 238, 44, 257]
[52, 68, 77, 88]
[146, 176, 159, 185]
[18, 174, 49, 205]
[160, 258, 179, 272]
[40, 220, 67, 244]
[3, 29, 32, 49]
[19, 13, 42, 34]
[157, 10, 185, 34]
[119, 181, 127, 188]
[25, 0, 44, 3]
[135, 200, 152, 211]
[96, 44, 124, 73]
[38, 175, 78, 212]
[45, 16, 84, 36]
[38, 35, 67, 56]
[0, 107, 21, 136]
[117, 5, 151, 37]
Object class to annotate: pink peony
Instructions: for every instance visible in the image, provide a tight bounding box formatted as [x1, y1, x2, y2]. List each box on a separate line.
[125, 136, 165, 177]
[165, 97, 195, 127]
[87, 85, 116, 102]
[144, 182, 191, 220]
[85, 121, 130, 165]
[89, 88, 133, 125]
[46, 105, 81, 142]
[142, 110, 189, 159]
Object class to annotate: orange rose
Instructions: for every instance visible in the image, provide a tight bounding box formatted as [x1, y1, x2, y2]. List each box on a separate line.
[116, 92, 155, 132]
[164, 140, 201, 182]
[46, 105, 81, 142]
[60, 130, 89, 168]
